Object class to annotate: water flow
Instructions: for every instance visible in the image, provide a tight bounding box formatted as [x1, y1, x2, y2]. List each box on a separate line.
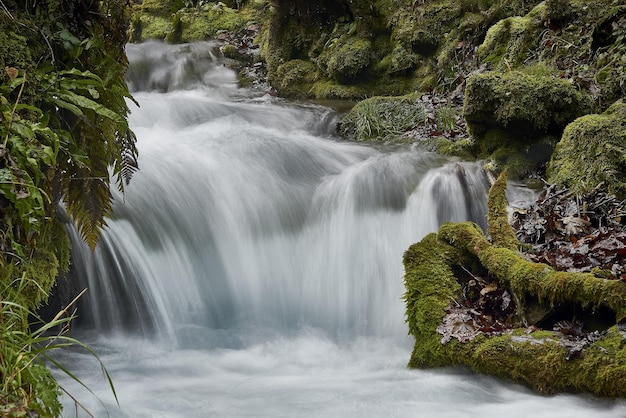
[57, 42, 626, 417]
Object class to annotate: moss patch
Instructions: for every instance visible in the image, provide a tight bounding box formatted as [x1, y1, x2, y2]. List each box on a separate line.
[273, 59, 320, 97]
[477, 11, 542, 67]
[403, 233, 464, 368]
[260, 0, 544, 100]
[486, 170, 517, 250]
[322, 37, 372, 82]
[548, 99, 626, 199]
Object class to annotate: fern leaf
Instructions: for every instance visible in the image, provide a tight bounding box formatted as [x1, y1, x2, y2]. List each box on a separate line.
[64, 168, 112, 250]
[114, 130, 139, 191]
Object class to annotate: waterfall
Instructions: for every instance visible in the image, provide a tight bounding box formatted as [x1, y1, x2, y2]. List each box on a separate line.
[56, 42, 626, 417]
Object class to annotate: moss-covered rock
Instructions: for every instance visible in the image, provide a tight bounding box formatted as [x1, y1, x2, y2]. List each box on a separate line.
[548, 100, 626, 199]
[260, 0, 544, 100]
[463, 69, 592, 175]
[135, 14, 172, 41]
[320, 36, 372, 82]
[464, 70, 592, 137]
[477, 8, 543, 67]
[273, 59, 320, 97]
[403, 177, 626, 397]
[390, 2, 464, 58]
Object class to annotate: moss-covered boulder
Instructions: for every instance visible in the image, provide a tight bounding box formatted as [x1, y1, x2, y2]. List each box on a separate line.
[464, 70, 592, 138]
[476, 0, 625, 108]
[273, 60, 320, 97]
[548, 100, 626, 199]
[463, 69, 592, 175]
[477, 7, 544, 67]
[403, 175, 626, 397]
[317, 36, 372, 83]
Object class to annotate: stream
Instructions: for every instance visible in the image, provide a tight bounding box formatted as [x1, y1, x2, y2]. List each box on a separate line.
[53, 41, 626, 417]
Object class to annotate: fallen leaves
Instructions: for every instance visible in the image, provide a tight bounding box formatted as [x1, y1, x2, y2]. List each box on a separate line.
[437, 276, 516, 344]
[513, 182, 626, 280]
[436, 180, 625, 351]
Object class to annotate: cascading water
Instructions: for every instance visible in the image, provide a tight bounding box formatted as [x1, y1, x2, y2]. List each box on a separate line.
[54, 42, 626, 417]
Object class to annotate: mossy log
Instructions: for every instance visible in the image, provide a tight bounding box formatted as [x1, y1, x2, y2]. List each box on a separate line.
[403, 173, 626, 397]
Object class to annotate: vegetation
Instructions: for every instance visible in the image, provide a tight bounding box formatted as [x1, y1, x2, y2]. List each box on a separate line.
[1, 0, 136, 414]
[337, 94, 425, 141]
[0, 0, 622, 408]
[1, 284, 115, 417]
[129, 0, 269, 43]
[462, 69, 592, 176]
[403, 176, 626, 397]
[259, 0, 624, 185]
[548, 99, 626, 199]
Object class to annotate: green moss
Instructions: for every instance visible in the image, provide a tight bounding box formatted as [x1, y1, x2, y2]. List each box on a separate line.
[403, 233, 464, 367]
[463, 70, 592, 175]
[326, 37, 372, 82]
[140, 0, 182, 15]
[0, 219, 69, 312]
[487, 170, 518, 250]
[165, 13, 183, 43]
[477, 14, 540, 67]
[428, 137, 476, 160]
[137, 15, 172, 41]
[387, 45, 422, 75]
[391, 3, 463, 56]
[0, 32, 33, 83]
[308, 80, 366, 100]
[439, 222, 626, 320]
[465, 70, 592, 136]
[273, 59, 320, 97]
[404, 174, 626, 397]
[548, 99, 626, 198]
[405, 216, 626, 396]
[132, 2, 265, 43]
[338, 94, 425, 141]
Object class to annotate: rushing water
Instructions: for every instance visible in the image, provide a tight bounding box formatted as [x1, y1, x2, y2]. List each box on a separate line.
[54, 42, 626, 417]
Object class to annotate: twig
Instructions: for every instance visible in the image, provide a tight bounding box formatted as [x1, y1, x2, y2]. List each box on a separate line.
[59, 385, 97, 418]
[460, 265, 489, 286]
[0, 0, 14, 19]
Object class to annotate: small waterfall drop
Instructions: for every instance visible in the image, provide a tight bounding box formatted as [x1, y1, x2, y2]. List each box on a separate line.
[57, 42, 626, 418]
[71, 46, 490, 341]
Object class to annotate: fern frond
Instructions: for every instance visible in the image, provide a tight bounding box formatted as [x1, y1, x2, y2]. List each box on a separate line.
[64, 167, 112, 251]
[114, 130, 139, 192]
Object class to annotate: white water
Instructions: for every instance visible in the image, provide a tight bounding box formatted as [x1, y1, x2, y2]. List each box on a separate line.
[54, 42, 626, 417]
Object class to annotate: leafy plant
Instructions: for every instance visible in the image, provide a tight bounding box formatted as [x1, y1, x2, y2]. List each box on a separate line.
[1, 276, 116, 417]
[435, 102, 458, 133]
[1, 1, 138, 415]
